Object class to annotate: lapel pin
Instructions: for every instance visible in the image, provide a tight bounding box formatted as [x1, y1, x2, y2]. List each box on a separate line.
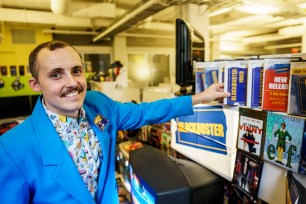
[94, 114, 109, 131]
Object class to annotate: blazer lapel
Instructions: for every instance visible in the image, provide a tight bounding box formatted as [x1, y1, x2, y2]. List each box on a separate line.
[31, 98, 94, 204]
[84, 105, 111, 201]
[54, 151, 95, 203]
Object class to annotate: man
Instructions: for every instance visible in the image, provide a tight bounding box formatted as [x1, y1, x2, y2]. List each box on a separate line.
[0, 41, 230, 203]
[111, 60, 127, 87]
[240, 157, 249, 190]
[242, 130, 256, 153]
[274, 122, 292, 165]
[111, 60, 123, 80]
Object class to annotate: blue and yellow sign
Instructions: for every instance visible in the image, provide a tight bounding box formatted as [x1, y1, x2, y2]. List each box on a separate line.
[175, 105, 228, 154]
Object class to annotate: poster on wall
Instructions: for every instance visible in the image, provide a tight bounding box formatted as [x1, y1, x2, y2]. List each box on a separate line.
[171, 104, 240, 181]
[19, 65, 25, 76]
[10, 66, 17, 76]
[0, 66, 7, 76]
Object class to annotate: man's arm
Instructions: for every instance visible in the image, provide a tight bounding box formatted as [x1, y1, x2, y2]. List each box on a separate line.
[286, 131, 292, 141]
[191, 83, 230, 105]
[274, 129, 279, 137]
[114, 83, 230, 130]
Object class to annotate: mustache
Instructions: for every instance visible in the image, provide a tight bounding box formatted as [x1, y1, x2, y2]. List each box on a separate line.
[60, 85, 84, 97]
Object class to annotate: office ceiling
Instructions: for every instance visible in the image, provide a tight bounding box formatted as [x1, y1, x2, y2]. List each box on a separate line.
[1, 0, 306, 55]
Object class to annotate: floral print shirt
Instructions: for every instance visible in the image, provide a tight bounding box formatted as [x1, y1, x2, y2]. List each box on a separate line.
[42, 99, 102, 201]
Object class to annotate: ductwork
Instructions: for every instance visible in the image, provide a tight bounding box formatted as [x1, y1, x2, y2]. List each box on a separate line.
[92, 0, 177, 42]
[0, 8, 91, 27]
[1, 0, 177, 40]
[50, 0, 70, 15]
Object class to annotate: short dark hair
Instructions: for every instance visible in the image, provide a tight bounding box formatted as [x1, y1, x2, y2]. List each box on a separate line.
[28, 41, 80, 79]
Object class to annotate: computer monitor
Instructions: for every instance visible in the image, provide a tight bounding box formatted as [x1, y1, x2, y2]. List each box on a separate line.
[175, 18, 205, 96]
[129, 146, 224, 204]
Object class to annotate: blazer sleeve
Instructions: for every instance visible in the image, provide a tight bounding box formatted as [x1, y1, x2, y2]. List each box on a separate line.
[115, 95, 194, 130]
[0, 143, 31, 203]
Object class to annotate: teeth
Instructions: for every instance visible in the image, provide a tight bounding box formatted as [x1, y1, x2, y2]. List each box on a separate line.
[66, 91, 78, 97]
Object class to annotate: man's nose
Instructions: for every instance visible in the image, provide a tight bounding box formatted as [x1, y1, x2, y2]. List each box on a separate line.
[65, 74, 78, 86]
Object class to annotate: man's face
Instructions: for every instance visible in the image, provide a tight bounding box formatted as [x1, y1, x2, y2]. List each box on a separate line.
[114, 67, 120, 75]
[29, 46, 87, 118]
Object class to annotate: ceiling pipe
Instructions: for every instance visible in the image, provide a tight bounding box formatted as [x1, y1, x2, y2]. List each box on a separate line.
[264, 43, 301, 50]
[42, 29, 99, 35]
[50, 0, 70, 15]
[92, 0, 160, 42]
[0, 8, 91, 27]
[119, 32, 174, 39]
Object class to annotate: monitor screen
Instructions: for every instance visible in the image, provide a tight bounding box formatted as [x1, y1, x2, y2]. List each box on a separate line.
[129, 146, 190, 204]
[175, 18, 205, 96]
[130, 165, 156, 204]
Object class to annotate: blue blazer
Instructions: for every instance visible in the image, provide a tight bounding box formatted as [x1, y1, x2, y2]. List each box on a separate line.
[0, 91, 193, 204]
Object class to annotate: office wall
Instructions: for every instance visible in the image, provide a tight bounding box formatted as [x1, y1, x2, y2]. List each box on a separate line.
[0, 24, 52, 67]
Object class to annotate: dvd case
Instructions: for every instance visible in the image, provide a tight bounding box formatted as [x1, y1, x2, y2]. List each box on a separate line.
[232, 150, 263, 202]
[263, 111, 306, 172]
[237, 107, 267, 158]
[261, 58, 291, 112]
[246, 59, 264, 109]
[223, 60, 248, 106]
[287, 60, 306, 116]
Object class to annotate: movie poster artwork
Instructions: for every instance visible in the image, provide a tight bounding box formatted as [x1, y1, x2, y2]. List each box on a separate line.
[263, 112, 305, 172]
[237, 108, 266, 158]
[232, 150, 263, 202]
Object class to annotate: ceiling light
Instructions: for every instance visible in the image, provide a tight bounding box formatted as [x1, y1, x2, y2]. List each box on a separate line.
[264, 43, 301, 50]
[298, 2, 306, 9]
[267, 18, 304, 28]
[278, 25, 304, 36]
[236, 3, 279, 15]
[221, 30, 259, 40]
[208, 7, 232, 17]
[219, 41, 246, 52]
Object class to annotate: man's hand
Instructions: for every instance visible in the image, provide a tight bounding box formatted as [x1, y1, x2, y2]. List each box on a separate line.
[192, 83, 231, 105]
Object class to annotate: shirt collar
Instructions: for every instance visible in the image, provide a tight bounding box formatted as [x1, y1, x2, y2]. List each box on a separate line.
[42, 97, 86, 125]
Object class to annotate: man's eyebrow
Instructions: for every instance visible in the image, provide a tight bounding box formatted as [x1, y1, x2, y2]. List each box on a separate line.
[46, 67, 63, 74]
[73, 65, 83, 69]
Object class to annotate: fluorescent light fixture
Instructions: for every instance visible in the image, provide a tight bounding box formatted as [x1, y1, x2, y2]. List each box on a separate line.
[264, 43, 301, 50]
[208, 7, 231, 17]
[268, 18, 303, 28]
[298, 2, 306, 9]
[278, 25, 304, 36]
[219, 41, 246, 51]
[221, 30, 259, 40]
[236, 3, 279, 14]
[243, 33, 300, 44]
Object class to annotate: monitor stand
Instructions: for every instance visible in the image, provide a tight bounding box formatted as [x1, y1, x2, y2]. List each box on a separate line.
[175, 85, 194, 96]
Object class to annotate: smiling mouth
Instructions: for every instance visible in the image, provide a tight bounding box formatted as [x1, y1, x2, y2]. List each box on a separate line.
[65, 91, 79, 97]
[61, 86, 84, 98]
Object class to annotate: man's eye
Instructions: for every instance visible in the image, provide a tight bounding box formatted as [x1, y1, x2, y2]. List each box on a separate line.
[73, 68, 83, 75]
[50, 72, 61, 78]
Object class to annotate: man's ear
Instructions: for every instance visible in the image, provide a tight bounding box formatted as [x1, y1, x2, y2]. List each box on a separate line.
[29, 77, 41, 92]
